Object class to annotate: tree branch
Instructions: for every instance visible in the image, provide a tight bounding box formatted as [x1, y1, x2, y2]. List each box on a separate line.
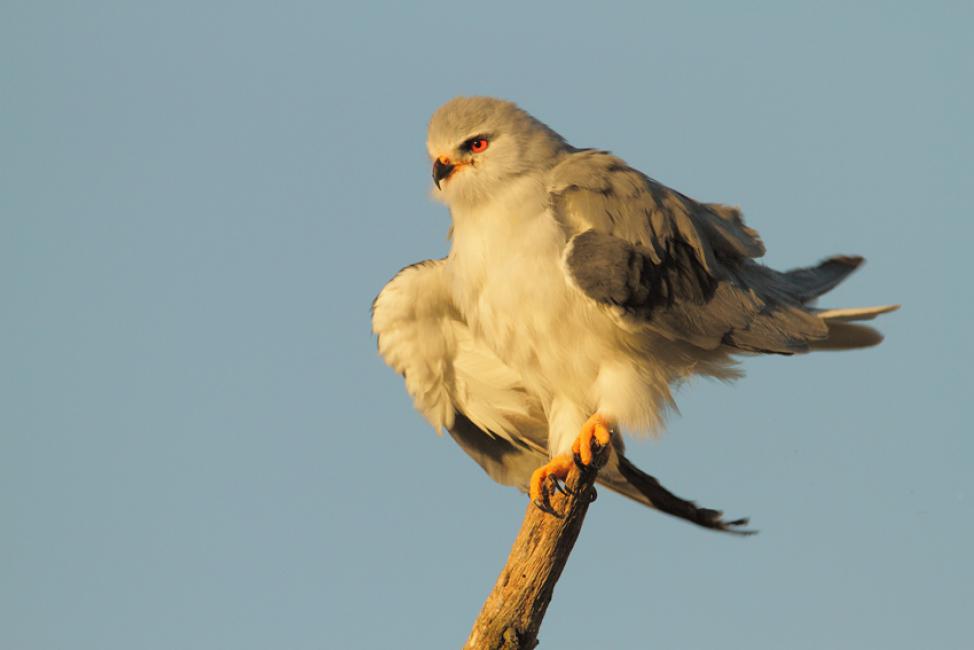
[464, 446, 609, 649]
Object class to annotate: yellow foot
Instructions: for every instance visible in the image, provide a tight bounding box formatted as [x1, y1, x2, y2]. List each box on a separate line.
[571, 413, 612, 466]
[529, 453, 574, 506]
[529, 413, 613, 515]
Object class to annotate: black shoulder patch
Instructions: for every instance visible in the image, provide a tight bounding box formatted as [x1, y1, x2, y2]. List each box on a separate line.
[567, 230, 717, 319]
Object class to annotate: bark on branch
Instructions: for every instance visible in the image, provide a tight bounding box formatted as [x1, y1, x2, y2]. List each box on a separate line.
[463, 445, 609, 649]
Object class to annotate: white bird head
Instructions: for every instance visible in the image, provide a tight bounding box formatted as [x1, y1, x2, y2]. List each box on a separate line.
[426, 97, 568, 208]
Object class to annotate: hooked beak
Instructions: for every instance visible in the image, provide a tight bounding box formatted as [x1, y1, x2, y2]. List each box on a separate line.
[432, 157, 456, 190]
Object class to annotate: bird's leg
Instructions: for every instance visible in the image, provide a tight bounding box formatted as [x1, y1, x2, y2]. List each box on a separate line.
[530, 413, 612, 514]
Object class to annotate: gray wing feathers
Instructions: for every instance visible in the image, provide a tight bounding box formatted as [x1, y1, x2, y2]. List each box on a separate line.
[551, 150, 886, 354]
[698, 202, 766, 259]
[550, 150, 764, 269]
[565, 229, 741, 348]
[565, 228, 825, 353]
[781, 255, 864, 302]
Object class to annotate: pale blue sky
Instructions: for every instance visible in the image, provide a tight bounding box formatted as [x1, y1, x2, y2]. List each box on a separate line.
[2, 2, 971, 648]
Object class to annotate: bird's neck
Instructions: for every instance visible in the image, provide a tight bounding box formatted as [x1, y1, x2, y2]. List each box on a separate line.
[447, 174, 549, 235]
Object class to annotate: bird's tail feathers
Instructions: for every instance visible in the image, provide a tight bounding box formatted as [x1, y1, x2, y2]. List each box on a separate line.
[811, 304, 900, 350]
[780, 254, 899, 351]
[816, 304, 900, 322]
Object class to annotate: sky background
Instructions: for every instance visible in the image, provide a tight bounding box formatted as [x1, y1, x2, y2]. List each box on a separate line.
[2, 1, 971, 648]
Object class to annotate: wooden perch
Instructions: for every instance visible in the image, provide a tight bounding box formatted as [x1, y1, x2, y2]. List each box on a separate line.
[464, 445, 609, 650]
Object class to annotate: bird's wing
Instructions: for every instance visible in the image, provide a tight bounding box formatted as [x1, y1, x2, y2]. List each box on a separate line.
[374, 259, 752, 529]
[372, 259, 549, 486]
[446, 412, 548, 490]
[548, 150, 868, 353]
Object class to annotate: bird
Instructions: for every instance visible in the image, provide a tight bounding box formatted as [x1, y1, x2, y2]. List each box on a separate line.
[371, 96, 897, 532]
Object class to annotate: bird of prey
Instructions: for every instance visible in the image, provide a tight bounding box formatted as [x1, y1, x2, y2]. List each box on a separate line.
[372, 97, 897, 532]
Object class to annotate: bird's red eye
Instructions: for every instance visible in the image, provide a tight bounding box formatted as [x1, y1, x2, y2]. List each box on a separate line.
[470, 138, 488, 153]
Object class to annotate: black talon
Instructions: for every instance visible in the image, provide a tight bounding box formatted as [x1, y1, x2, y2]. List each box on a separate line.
[572, 452, 597, 476]
[532, 497, 563, 518]
[532, 477, 566, 518]
[551, 476, 570, 496]
[573, 438, 605, 474]
[555, 475, 583, 497]
[572, 451, 585, 470]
